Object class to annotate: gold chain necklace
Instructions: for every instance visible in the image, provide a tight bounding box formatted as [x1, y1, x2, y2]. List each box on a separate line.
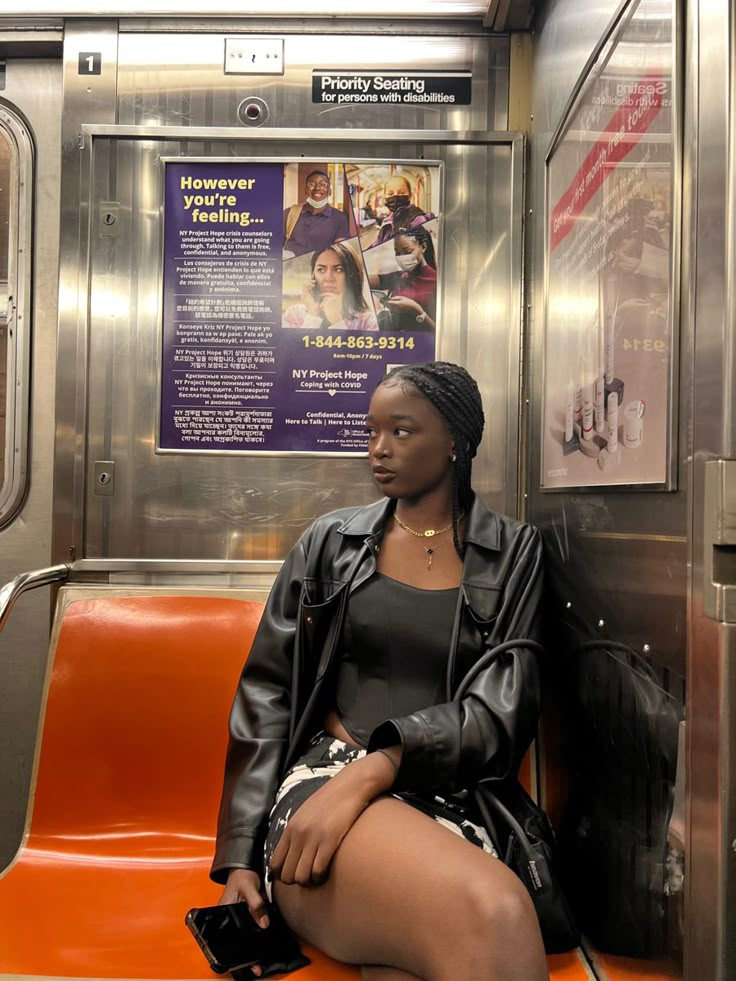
[393, 513, 454, 570]
[393, 513, 453, 538]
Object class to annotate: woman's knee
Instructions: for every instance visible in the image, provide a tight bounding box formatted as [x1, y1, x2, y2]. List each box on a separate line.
[453, 863, 540, 947]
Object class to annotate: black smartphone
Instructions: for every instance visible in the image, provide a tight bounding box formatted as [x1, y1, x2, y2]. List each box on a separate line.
[185, 901, 306, 974]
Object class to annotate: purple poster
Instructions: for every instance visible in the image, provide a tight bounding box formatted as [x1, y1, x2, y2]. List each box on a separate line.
[160, 160, 440, 453]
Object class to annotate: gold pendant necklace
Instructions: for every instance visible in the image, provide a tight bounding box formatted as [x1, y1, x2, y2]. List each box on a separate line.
[423, 537, 451, 570]
[393, 513, 453, 538]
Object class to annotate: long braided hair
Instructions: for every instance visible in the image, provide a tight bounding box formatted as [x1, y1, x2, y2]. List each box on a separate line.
[377, 362, 485, 557]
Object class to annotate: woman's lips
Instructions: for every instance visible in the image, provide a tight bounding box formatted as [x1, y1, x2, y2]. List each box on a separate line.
[372, 467, 396, 484]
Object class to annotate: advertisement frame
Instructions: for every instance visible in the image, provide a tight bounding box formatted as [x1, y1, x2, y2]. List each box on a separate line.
[156, 154, 444, 458]
[540, 0, 681, 492]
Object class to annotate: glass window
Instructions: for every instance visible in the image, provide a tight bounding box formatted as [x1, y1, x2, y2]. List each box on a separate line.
[0, 134, 11, 490]
[0, 106, 32, 527]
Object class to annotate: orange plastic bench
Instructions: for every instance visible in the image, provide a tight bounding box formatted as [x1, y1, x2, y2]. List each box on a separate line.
[0, 586, 589, 980]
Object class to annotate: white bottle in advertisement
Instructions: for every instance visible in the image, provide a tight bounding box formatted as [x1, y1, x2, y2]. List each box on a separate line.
[607, 391, 619, 452]
[582, 383, 594, 441]
[595, 375, 605, 434]
[565, 381, 574, 442]
[623, 399, 645, 447]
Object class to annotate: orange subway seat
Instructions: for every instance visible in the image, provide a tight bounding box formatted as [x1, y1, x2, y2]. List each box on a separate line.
[0, 589, 589, 980]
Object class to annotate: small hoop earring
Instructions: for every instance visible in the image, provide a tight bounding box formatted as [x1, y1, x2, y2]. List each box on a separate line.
[451, 452, 457, 462]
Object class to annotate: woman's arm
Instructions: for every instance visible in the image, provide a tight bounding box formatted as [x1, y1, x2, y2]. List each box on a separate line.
[386, 295, 436, 331]
[269, 745, 401, 886]
[210, 536, 309, 883]
[368, 522, 544, 792]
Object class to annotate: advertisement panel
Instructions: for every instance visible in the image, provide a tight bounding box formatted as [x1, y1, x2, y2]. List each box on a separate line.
[542, 0, 675, 489]
[160, 159, 440, 454]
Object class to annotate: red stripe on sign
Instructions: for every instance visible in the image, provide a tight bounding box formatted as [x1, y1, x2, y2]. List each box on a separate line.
[550, 72, 665, 252]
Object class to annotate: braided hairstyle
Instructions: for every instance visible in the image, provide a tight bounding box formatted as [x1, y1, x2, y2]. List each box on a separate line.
[394, 224, 437, 270]
[378, 362, 485, 557]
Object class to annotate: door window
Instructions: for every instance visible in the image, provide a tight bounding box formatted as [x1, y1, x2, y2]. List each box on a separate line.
[0, 106, 33, 527]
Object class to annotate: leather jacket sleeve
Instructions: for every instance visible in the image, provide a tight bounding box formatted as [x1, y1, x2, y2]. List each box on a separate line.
[210, 534, 308, 884]
[367, 522, 544, 793]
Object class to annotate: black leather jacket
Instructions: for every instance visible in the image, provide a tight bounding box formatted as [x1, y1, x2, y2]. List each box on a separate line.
[211, 495, 544, 884]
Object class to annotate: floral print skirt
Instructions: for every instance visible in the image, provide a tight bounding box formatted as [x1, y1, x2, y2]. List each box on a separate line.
[263, 731, 496, 901]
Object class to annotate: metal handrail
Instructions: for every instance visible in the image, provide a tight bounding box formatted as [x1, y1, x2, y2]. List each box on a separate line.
[0, 564, 70, 632]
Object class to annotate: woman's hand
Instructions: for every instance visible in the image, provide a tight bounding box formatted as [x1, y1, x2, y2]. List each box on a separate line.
[387, 296, 434, 329]
[270, 750, 397, 888]
[301, 280, 321, 317]
[219, 868, 270, 929]
[387, 296, 423, 315]
[218, 869, 268, 978]
[319, 292, 343, 325]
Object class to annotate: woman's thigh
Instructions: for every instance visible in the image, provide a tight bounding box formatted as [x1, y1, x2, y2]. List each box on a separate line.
[273, 795, 545, 981]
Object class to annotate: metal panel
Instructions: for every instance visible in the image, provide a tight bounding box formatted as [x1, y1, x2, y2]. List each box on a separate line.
[116, 29, 509, 132]
[0, 58, 62, 870]
[686, 0, 736, 973]
[528, 0, 686, 671]
[77, 125, 522, 562]
[528, 0, 686, 972]
[53, 20, 119, 567]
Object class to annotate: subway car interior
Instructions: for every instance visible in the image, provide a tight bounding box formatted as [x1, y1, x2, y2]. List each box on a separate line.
[0, 0, 731, 978]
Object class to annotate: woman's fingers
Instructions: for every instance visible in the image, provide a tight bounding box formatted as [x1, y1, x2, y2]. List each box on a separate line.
[219, 870, 269, 929]
[271, 824, 334, 887]
[292, 842, 320, 886]
[240, 880, 270, 930]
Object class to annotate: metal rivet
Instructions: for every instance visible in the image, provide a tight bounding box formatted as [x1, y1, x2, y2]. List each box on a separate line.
[565, 601, 572, 609]
[598, 619, 605, 628]
[306, 615, 313, 624]
[643, 644, 651, 653]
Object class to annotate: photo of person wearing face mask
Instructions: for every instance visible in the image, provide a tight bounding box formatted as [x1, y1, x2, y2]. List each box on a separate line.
[283, 169, 350, 258]
[368, 223, 437, 332]
[375, 174, 435, 246]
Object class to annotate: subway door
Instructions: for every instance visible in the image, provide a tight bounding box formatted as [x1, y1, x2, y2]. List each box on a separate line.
[0, 51, 62, 869]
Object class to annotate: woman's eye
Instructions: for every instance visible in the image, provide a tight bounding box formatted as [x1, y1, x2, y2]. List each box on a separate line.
[365, 428, 376, 438]
[394, 428, 410, 437]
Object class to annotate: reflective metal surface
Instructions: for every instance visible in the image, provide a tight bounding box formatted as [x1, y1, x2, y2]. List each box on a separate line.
[78, 129, 521, 561]
[0, 566, 70, 633]
[528, 0, 685, 973]
[529, 0, 686, 669]
[117, 29, 509, 132]
[51, 24, 522, 565]
[686, 0, 736, 974]
[53, 20, 119, 568]
[0, 57, 62, 869]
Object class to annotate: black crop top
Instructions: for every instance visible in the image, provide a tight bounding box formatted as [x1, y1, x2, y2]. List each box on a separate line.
[335, 573, 460, 746]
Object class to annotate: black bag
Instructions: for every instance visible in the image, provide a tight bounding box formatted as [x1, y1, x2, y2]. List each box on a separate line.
[454, 638, 579, 954]
[474, 780, 580, 953]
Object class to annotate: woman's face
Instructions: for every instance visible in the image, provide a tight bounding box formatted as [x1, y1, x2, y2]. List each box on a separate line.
[313, 250, 346, 295]
[366, 381, 454, 502]
[394, 236, 424, 260]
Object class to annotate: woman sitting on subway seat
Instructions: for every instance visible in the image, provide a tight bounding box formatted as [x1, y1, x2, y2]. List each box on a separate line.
[212, 362, 548, 981]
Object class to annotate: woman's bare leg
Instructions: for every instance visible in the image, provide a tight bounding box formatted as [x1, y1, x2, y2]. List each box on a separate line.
[274, 796, 548, 981]
[362, 969, 421, 981]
